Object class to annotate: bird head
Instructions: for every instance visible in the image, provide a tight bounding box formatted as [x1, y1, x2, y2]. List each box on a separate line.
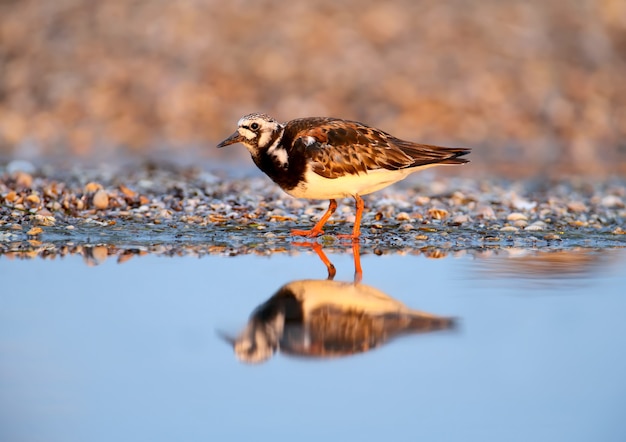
[217, 113, 284, 155]
[221, 312, 285, 364]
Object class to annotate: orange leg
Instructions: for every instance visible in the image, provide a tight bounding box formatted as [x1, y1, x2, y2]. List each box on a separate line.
[337, 195, 364, 241]
[352, 241, 363, 283]
[291, 241, 337, 280]
[312, 242, 337, 280]
[291, 199, 337, 238]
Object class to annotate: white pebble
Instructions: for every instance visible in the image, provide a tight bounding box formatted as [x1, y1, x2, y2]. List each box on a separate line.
[475, 205, 496, 219]
[507, 212, 528, 221]
[601, 195, 624, 208]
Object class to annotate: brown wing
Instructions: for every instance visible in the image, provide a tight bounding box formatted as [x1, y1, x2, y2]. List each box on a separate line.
[284, 117, 470, 179]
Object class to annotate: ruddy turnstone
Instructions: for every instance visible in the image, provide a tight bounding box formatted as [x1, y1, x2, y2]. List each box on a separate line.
[217, 113, 470, 239]
[225, 278, 456, 363]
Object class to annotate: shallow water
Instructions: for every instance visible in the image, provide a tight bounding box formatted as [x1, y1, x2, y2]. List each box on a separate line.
[1, 246, 625, 442]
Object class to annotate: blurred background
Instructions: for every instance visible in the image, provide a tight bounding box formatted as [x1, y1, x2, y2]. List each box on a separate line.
[0, 0, 625, 177]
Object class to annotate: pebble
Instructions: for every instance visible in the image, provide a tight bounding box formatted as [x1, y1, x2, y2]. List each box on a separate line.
[475, 205, 496, 219]
[428, 208, 449, 220]
[396, 212, 411, 221]
[544, 233, 561, 241]
[449, 214, 469, 225]
[525, 221, 546, 231]
[567, 201, 587, 212]
[601, 195, 624, 208]
[414, 196, 430, 205]
[25, 193, 40, 205]
[14, 172, 33, 188]
[27, 227, 43, 236]
[84, 182, 103, 193]
[507, 212, 528, 221]
[93, 190, 109, 209]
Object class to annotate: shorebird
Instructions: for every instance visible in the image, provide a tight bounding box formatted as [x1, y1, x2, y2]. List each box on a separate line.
[218, 113, 470, 239]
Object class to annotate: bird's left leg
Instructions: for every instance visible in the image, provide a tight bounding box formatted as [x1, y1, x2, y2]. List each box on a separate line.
[291, 199, 337, 238]
[352, 241, 363, 283]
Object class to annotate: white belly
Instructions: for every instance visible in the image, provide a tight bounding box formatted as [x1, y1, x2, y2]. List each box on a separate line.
[286, 166, 433, 200]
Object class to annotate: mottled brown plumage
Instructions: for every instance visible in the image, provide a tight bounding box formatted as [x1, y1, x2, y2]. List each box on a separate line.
[283, 117, 469, 179]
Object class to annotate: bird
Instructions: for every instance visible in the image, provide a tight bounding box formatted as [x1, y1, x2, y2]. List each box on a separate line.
[219, 241, 456, 363]
[217, 113, 470, 239]
[222, 278, 456, 364]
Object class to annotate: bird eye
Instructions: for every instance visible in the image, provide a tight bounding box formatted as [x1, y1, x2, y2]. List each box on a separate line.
[250, 122, 259, 130]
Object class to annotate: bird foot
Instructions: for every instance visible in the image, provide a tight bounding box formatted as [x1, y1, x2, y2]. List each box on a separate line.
[290, 228, 324, 238]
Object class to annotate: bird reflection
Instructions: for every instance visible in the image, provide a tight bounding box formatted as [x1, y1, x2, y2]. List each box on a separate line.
[225, 243, 456, 364]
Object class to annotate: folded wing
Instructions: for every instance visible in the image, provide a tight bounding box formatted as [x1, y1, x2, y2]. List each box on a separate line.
[287, 118, 470, 179]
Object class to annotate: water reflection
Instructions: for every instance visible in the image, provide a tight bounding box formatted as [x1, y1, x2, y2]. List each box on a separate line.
[224, 244, 456, 364]
[473, 247, 625, 284]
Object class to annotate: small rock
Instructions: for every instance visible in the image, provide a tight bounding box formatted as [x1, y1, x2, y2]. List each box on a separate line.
[396, 212, 411, 221]
[34, 213, 56, 226]
[475, 205, 496, 220]
[601, 195, 624, 208]
[14, 171, 33, 188]
[3, 191, 18, 203]
[25, 193, 41, 205]
[414, 196, 430, 205]
[512, 197, 536, 211]
[450, 214, 469, 225]
[428, 208, 449, 220]
[484, 236, 501, 242]
[544, 233, 561, 241]
[567, 201, 587, 213]
[93, 190, 109, 210]
[507, 212, 528, 221]
[119, 184, 137, 199]
[91, 246, 109, 265]
[84, 182, 103, 193]
[27, 227, 43, 236]
[500, 226, 518, 232]
[569, 220, 587, 227]
[525, 221, 546, 231]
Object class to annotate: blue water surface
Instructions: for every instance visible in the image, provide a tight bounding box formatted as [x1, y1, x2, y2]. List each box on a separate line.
[1, 248, 625, 442]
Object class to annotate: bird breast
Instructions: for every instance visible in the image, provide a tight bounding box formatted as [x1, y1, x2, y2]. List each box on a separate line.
[286, 166, 417, 199]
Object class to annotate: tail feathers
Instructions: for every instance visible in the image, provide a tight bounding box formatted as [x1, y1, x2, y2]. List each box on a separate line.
[440, 152, 470, 165]
[396, 140, 471, 168]
[403, 314, 457, 333]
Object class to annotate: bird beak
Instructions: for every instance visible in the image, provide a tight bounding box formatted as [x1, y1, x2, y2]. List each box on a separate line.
[216, 330, 237, 346]
[217, 131, 244, 148]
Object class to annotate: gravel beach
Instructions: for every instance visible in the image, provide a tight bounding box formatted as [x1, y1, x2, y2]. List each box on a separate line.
[1, 162, 624, 264]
